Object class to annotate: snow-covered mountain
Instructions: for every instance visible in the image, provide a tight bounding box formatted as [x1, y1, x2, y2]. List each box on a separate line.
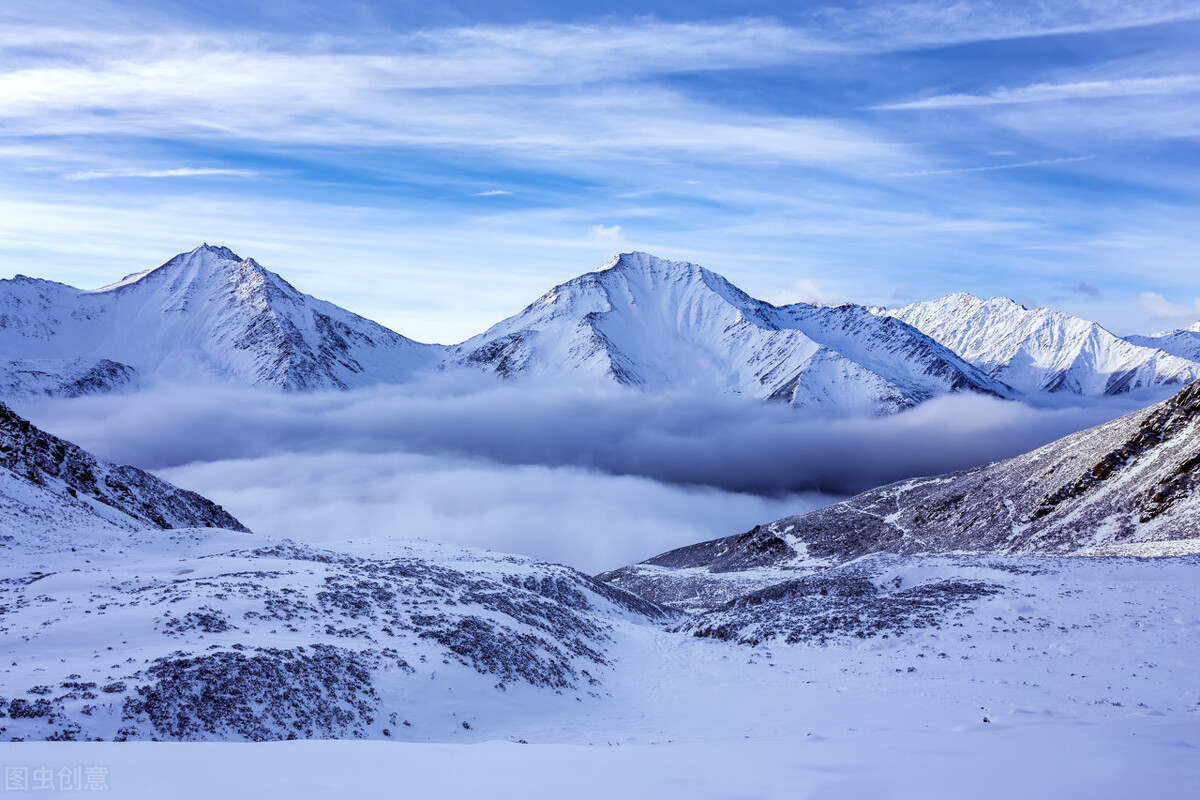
[0, 245, 441, 393]
[601, 378, 1200, 613]
[1127, 321, 1200, 364]
[5, 246, 1198, 418]
[881, 292, 1200, 395]
[452, 253, 1007, 415]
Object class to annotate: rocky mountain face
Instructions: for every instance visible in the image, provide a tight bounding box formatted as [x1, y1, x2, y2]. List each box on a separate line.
[881, 292, 1199, 395]
[452, 253, 1006, 415]
[600, 379, 1200, 611]
[1, 401, 247, 534]
[0, 245, 440, 393]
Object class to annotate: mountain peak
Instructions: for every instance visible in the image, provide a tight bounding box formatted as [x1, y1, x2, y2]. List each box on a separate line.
[193, 243, 243, 261]
[92, 244, 252, 293]
[600, 252, 701, 278]
[928, 292, 1030, 313]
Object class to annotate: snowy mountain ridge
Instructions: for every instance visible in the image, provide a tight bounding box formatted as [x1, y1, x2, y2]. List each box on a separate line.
[0, 400, 246, 535]
[453, 252, 1007, 415]
[1126, 320, 1200, 364]
[3, 246, 1198, 414]
[881, 292, 1199, 395]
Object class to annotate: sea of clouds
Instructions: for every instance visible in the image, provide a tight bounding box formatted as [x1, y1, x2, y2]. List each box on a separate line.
[13, 377, 1172, 572]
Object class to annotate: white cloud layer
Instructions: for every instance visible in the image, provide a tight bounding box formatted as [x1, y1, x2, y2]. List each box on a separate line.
[879, 75, 1200, 110]
[11, 380, 1168, 572]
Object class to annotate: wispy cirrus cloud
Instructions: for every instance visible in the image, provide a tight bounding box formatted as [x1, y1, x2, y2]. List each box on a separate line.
[0, 40, 899, 169]
[819, 0, 1200, 50]
[64, 167, 259, 181]
[887, 156, 1092, 177]
[878, 74, 1200, 110]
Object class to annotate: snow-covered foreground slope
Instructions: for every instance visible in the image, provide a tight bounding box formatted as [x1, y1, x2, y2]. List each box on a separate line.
[3, 553, 1198, 798]
[883, 292, 1200, 395]
[0, 528, 671, 743]
[0, 245, 440, 393]
[452, 253, 1006, 415]
[1128, 322, 1200, 364]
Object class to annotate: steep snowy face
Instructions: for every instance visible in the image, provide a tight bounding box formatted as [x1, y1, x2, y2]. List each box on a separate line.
[1127, 322, 1200, 364]
[602, 379, 1200, 600]
[0, 245, 441, 393]
[0, 401, 248, 537]
[883, 293, 1200, 395]
[452, 253, 1006, 415]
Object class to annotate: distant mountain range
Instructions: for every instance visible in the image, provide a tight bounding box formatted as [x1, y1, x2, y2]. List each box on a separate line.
[881, 292, 1199, 395]
[2, 245, 1197, 414]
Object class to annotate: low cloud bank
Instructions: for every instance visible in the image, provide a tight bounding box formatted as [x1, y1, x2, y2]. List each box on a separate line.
[13, 379, 1173, 571]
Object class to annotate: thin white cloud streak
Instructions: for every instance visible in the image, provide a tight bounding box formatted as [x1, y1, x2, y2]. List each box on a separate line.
[471, 190, 512, 197]
[989, 97, 1200, 142]
[879, 75, 1200, 110]
[3, 3, 1194, 62]
[820, 0, 1200, 50]
[0, 74, 898, 168]
[0, 20, 839, 91]
[887, 156, 1092, 177]
[64, 167, 259, 181]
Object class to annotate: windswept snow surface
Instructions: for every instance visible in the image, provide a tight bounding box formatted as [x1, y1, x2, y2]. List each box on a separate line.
[883, 292, 1200, 396]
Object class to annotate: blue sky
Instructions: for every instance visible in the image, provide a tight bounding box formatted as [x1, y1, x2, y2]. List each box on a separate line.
[2, 0, 1199, 342]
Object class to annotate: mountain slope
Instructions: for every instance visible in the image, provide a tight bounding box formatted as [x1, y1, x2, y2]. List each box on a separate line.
[1, 401, 248, 537]
[882, 293, 1199, 395]
[0, 245, 441, 393]
[601, 378, 1200, 608]
[1127, 321, 1200, 363]
[452, 253, 1007, 415]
